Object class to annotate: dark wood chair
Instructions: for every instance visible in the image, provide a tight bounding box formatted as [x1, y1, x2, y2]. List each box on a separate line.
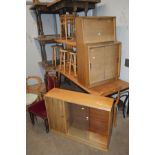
[27, 75, 58, 133]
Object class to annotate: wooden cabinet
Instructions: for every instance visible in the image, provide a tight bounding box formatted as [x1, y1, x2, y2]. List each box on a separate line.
[45, 88, 114, 151]
[77, 41, 121, 88]
[75, 17, 116, 43]
[75, 16, 121, 88]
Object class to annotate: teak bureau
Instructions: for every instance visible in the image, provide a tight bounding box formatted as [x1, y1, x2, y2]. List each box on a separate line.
[45, 88, 114, 151]
[75, 17, 121, 88]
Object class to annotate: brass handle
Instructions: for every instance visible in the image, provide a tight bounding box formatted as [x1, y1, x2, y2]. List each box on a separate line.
[81, 107, 85, 110]
[86, 116, 89, 120]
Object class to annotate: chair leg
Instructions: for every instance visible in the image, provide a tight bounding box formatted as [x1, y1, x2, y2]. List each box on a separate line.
[123, 95, 129, 118]
[44, 119, 49, 133]
[127, 100, 129, 116]
[29, 112, 35, 125]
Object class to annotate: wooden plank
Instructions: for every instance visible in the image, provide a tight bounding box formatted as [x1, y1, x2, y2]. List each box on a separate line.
[47, 0, 100, 7]
[54, 38, 76, 46]
[35, 35, 76, 46]
[47, 0, 61, 7]
[45, 88, 114, 111]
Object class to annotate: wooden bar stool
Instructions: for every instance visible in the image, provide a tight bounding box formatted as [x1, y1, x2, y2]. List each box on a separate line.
[51, 45, 62, 67]
[69, 52, 77, 76]
[59, 49, 68, 72]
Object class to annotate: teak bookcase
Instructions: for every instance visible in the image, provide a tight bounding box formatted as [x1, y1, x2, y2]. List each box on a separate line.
[75, 17, 121, 88]
[45, 88, 114, 151]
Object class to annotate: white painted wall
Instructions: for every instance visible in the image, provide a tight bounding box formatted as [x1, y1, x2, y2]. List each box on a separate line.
[93, 0, 129, 82]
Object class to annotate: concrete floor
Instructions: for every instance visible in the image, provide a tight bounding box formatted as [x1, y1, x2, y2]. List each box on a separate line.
[26, 82, 129, 155]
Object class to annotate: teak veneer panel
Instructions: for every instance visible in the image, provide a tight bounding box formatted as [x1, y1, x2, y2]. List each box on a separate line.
[45, 98, 68, 133]
[45, 88, 114, 111]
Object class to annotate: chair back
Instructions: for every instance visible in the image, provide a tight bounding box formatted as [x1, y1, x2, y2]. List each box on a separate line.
[47, 75, 58, 91]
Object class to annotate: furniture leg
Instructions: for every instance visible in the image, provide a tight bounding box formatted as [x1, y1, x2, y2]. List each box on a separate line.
[44, 71, 48, 92]
[127, 100, 129, 116]
[73, 54, 77, 76]
[60, 50, 62, 70]
[123, 93, 129, 118]
[58, 72, 62, 87]
[69, 54, 72, 75]
[44, 119, 49, 133]
[29, 112, 35, 125]
[54, 48, 57, 67]
[63, 52, 66, 72]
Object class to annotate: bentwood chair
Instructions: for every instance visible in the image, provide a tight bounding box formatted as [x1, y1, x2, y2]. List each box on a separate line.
[113, 90, 129, 127]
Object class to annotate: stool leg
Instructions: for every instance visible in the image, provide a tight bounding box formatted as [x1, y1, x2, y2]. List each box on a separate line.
[54, 48, 57, 67]
[52, 48, 54, 66]
[63, 52, 66, 72]
[59, 51, 62, 70]
[69, 54, 72, 75]
[73, 54, 77, 76]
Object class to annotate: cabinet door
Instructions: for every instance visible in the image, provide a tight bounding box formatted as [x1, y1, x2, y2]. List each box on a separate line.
[89, 46, 105, 85]
[46, 98, 68, 133]
[88, 44, 118, 87]
[69, 103, 89, 130]
[89, 108, 109, 136]
[83, 18, 116, 43]
[104, 45, 117, 80]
